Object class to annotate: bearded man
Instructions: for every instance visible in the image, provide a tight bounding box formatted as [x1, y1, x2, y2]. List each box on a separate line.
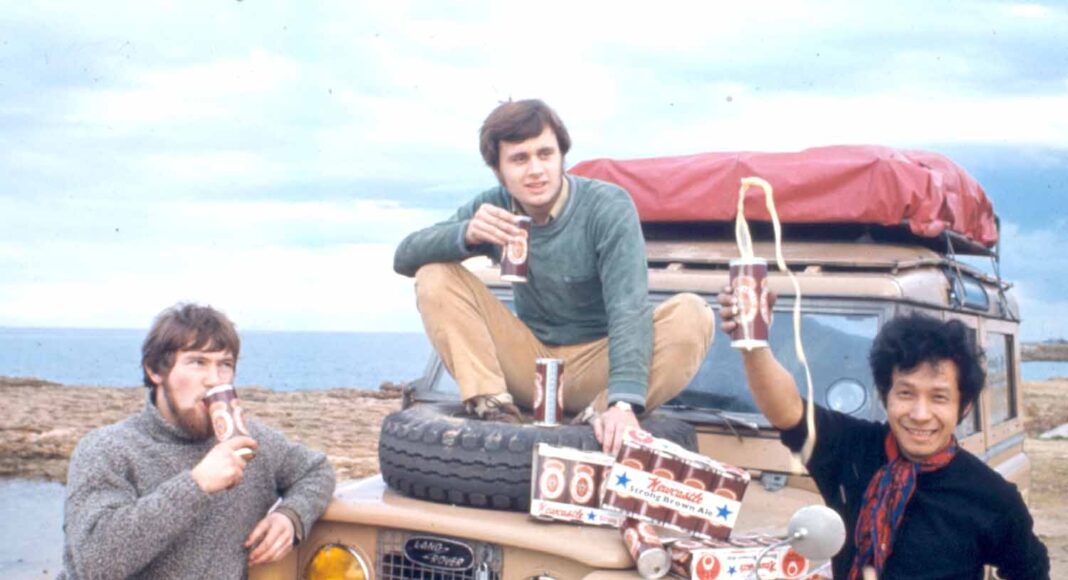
[59, 303, 335, 579]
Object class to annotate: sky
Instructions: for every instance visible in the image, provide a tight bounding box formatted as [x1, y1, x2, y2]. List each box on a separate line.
[1, 1, 1066, 340]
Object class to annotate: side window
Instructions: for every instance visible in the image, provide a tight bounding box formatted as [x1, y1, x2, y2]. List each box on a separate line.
[956, 402, 981, 438]
[986, 332, 1017, 425]
[955, 324, 981, 439]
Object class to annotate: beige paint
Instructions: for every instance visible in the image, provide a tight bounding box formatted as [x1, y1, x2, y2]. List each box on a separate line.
[271, 234, 1028, 579]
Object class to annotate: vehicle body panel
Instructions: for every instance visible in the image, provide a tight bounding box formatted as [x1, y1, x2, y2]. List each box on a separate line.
[262, 212, 1027, 579]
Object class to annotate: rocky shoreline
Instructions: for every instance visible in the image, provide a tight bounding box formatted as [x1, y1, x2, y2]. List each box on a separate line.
[3, 374, 1067, 576]
[1023, 341, 1068, 362]
[0, 376, 402, 482]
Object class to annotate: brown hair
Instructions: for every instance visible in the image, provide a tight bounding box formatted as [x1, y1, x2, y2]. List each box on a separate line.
[141, 303, 241, 389]
[479, 99, 571, 169]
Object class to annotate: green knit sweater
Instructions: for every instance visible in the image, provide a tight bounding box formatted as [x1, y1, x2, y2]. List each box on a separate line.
[59, 397, 335, 579]
[394, 174, 652, 407]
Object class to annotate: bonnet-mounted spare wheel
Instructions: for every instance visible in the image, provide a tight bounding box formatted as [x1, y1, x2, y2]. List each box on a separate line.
[378, 402, 696, 512]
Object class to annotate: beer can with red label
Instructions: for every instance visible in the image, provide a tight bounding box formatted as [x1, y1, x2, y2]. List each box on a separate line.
[669, 539, 704, 578]
[622, 519, 670, 579]
[537, 458, 568, 502]
[728, 257, 770, 350]
[569, 462, 598, 507]
[603, 443, 654, 516]
[203, 384, 255, 460]
[534, 358, 565, 425]
[670, 459, 714, 532]
[694, 466, 749, 540]
[501, 215, 533, 283]
[642, 453, 684, 524]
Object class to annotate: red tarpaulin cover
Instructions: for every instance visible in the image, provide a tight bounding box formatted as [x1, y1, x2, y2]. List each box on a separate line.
[569, 145, 998, 247]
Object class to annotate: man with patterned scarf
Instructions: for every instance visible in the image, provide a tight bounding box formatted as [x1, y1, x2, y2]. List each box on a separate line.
[718, 295, 1048, 578]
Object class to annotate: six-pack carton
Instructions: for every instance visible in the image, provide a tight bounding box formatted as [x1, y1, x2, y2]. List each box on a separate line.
[529, 443, 625, 527]
[601, 428, 751, 540]
[669, 537, 815, 580]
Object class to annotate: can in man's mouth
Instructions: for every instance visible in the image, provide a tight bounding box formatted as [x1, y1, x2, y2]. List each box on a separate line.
[203, 384, 256, 460]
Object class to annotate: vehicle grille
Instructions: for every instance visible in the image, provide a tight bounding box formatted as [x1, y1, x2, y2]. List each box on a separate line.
[377, 529, 502, 580]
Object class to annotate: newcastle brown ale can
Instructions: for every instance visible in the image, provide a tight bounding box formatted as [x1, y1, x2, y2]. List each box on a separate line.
[728, 257, 770, 350]
[669, 539, 706, 578]
[695, 465, 749, 540]
[569, 462, 598, 507]
[534, 358, 565, 425]
[501, 215, 533, 283]
[621, 519, 670, 579]
[537, 458, 568, 502]
[603, 443, 654, 516]
[642, 453, 684, 524]
[203, 384, 255, 460]
[670, 459, 714, 533]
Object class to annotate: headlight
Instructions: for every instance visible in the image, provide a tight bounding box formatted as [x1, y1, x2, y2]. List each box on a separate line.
[304, 543, 371, 580]
[826, 379, 867, 415]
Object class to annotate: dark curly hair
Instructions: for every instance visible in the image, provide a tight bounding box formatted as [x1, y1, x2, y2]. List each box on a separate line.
[479, 99, 571, 169]
[869, 313, 986, 422]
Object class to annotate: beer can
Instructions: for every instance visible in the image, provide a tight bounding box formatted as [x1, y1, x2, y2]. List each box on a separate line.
[642, 453, 684, 524]
[569, 462, 598, 507]
[202, 384, 255, 460]
[603, 443, 654, 516]
[670, 459, 714, 532]
[621, 519, 670, 579]
[534, 358, 565, 425]
[728, 257, 770, 350]
[501, 215, 533, 283]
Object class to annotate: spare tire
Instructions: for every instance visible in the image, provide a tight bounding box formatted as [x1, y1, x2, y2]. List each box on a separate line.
[378, 402, 696, 512]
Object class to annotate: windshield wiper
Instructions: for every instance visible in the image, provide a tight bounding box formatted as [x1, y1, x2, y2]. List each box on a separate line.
[663, 404, 762, 438]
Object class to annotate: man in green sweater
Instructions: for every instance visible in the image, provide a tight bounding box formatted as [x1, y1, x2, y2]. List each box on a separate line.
[59, 304, 335, 579]
[394, 99, 714, 454]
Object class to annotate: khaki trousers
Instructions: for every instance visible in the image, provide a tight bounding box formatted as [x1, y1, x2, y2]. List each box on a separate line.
[414, 263, 715, 413]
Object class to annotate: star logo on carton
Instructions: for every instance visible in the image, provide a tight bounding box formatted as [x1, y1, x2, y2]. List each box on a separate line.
[615, 472, 631, 488]
[716, 504, 733, 520]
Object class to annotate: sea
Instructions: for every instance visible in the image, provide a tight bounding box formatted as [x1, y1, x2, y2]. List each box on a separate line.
[0, 326, 434, 578]
[1, 327, 1066, 578]
[0, 327, 433, 390]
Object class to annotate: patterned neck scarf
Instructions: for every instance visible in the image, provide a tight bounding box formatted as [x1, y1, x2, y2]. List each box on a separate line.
[849, 432, 958, 579]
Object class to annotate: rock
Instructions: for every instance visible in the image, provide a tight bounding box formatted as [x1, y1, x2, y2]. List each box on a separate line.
[377, 381, 406, 399]
[1040, 423, 1068, 440]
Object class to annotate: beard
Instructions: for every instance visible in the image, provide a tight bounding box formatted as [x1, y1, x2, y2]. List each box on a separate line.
[160, 383, 214, 440]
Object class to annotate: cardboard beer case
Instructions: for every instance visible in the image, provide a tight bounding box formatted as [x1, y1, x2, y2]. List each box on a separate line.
[602, 428, 751, 541]
[529, 443, 626, 527]
[669, 536, 815, 580]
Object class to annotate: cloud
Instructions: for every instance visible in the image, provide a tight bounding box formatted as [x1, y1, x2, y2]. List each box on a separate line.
[0, 195, 446, 255]
[0, 242, 424, 332]
[2, 0, 1067, 334]
[1007, 3, 1050, 18]
[992, 221, 1068, 340]
[66, 50, 302, 125]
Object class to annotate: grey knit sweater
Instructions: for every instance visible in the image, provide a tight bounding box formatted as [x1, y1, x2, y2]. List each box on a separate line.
[59, 397, 335, 579]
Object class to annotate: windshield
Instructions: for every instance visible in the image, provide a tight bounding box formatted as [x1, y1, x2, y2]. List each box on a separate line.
[429, 298, 884, 422]
[668, 308, 882, 421]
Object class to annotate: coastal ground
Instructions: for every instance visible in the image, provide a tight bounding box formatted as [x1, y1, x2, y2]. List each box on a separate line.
[2, 375, 1066, 574]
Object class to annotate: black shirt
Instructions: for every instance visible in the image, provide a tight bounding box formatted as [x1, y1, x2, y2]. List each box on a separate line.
[780, 404, 1049, 579]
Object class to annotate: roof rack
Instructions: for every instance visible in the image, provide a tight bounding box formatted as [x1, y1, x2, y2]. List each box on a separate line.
[641, 221, 996, 258]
